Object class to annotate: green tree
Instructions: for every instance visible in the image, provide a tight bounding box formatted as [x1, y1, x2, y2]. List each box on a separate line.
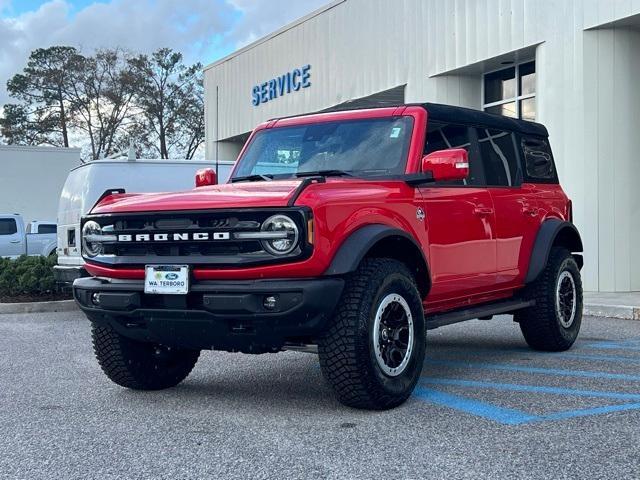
[65, 49, 136, 159]
[4, 46, 81, 147]
[0, 103, 61, 145]
[169, 68, 205, 160]
[127, 48, 204, 159]
[1, 45, 205, 159]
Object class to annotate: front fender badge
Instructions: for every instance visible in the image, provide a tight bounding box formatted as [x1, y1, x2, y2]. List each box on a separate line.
[416, 207, 425, 221]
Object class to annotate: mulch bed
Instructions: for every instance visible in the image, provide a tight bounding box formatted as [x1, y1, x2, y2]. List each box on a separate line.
[0, 293, 73, 303]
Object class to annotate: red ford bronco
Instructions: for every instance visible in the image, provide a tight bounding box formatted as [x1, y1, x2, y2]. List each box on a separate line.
[74, 103, 583, 410]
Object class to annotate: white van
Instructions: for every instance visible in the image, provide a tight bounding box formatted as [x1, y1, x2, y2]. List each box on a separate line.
[54, 158, 234, 283]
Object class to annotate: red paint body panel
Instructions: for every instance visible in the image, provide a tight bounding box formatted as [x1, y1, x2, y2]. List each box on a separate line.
[87, 178, 428, 282]
[418, 187, 497, 303]
[84, 105, 572, 316]
[92, 181, 302, 214]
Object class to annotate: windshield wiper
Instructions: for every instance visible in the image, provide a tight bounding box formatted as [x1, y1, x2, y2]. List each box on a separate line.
[295, 169, 353, 178]
[231, 174, 274, 183]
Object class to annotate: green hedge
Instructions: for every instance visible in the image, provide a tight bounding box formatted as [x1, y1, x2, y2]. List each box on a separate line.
[0, 255, 58, 296]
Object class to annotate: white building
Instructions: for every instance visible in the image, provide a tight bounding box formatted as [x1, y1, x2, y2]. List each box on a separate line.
[204, 0, 640, 293]
[0, 145, 81, 223]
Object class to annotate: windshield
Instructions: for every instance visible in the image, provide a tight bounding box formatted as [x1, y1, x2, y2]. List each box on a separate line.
[233, 116, 414, 180]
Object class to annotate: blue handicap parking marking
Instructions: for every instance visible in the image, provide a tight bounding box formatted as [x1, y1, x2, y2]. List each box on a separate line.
[422, 378, 640, 401]
[558, 352, 640, 364]
[414, 385, 640, 425]
[414, 342, 640, 424]
[427, 359, 640, 382]
[584, 339, 640, 351]
[414, 387, 538, 425]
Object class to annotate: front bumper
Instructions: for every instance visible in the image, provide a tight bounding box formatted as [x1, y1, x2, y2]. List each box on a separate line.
[73, 276, 344, 352]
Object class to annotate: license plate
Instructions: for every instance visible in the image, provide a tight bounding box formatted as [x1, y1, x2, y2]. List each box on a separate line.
[144, 265, 189, 295]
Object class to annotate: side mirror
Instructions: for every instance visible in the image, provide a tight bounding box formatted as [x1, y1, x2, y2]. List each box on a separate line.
[195, 168, 217, 187]
[421, 148, 469, 182]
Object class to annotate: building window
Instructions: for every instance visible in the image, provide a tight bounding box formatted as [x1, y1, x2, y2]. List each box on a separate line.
[483, 61, 535, 121]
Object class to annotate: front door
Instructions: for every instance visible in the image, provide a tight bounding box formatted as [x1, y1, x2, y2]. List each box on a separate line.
[0, 218, 23, 258]
[419, 123, 496, 304]
[419, 187, 497, 303]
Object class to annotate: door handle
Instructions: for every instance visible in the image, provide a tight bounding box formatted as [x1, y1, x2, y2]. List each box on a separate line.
[473, 207, 494, 216]
[9, 240, 20, 244]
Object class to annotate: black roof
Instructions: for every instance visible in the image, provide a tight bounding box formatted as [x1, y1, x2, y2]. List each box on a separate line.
[271, 101, 548, 137]
[421, 102, 548, 137]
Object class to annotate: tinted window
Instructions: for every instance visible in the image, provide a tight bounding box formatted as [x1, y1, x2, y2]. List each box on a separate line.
[522, 136, 556, 181]
[234, 117, 414, 178]
[477, 128, 520, 186]
[38, 224, 57, 234]
[0, 219, 18, 235]
[425, 122, 483, 186]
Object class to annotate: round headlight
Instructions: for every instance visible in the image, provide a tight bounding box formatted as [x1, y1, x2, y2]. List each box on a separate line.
[261, 214, 299, 255]
[82, 221, 103, 257]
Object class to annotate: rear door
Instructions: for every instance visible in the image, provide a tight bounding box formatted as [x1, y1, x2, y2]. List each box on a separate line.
[419, 123, 497, 303]
[0, 217, 23, 258]
[476, 127, 540, 287]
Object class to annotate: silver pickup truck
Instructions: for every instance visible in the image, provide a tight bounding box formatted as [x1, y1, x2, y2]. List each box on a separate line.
[0, 214, 57, 259]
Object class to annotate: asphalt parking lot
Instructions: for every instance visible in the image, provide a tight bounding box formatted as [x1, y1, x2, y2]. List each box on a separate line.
[0, 310, 638, 480]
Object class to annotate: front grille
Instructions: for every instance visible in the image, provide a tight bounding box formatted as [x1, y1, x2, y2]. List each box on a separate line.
[84, 208, 310, 267]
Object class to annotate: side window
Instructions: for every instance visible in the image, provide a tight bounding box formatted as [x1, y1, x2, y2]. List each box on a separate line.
[38, 224, 57, 234]
[477, 128, 520, 186]
[522, 136, 557, 182]
[0, 219, 18, 236]
[425, 122, 482, 186]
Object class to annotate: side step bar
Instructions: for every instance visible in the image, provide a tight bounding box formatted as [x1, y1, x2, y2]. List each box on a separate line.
[426, 299, 535, 330]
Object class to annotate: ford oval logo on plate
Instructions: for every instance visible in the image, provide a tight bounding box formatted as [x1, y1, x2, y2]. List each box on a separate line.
[145, 265, 189, 295]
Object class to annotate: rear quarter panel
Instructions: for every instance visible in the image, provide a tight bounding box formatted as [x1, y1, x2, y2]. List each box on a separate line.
[518, 183, 570, 283]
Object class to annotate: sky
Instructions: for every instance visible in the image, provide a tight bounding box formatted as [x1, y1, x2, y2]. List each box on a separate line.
[0, 0, 329, 104]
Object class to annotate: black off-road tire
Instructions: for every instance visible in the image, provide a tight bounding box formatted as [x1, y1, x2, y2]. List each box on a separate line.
[318, 258, 426, 410]
[92, 324, 200, 390]
[515, 247, 583, 351]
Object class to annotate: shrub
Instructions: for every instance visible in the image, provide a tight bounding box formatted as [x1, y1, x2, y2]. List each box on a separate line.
[0, 255, 58, 296]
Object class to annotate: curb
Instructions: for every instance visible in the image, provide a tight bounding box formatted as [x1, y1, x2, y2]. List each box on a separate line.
[584, 303, 640, 321]
[0, 299, 79, 315]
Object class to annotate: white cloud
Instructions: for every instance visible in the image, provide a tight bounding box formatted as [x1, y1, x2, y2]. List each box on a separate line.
[0, 0, 331, 105]
[0, 0, 235, 103]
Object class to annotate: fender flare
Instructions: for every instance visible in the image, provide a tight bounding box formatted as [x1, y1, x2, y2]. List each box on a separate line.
[324, 224, 430, 280]
[525, 218, 583, 284]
